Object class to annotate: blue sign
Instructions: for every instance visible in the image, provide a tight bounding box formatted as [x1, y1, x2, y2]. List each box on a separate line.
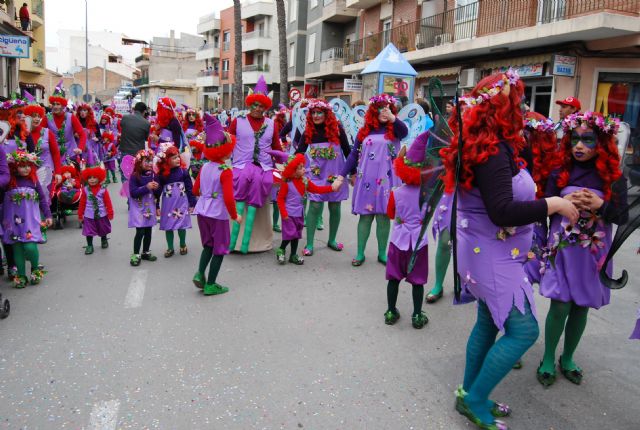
[0, 35, 30, 59]
[553, 55, 577, 77]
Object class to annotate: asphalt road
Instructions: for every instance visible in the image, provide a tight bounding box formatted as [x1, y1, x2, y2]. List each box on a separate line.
[0, 182, 638, 430]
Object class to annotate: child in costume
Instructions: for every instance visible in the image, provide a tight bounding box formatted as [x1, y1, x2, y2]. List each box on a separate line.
[78, 166, 114, 255]
[182, 108, 203, 141]
[2, 151, 52, 287]
[128, 149, 160, 266]
[192, 114, 241, 295]
[537, 112, 627, 387]
[270, 150, 335, 265]
[102, 131, 118, 184]
[384, 132, 430, 329]
[188, 138, 205, 179]
[55, 165, 81, 218]
[156, 144, 195, 257]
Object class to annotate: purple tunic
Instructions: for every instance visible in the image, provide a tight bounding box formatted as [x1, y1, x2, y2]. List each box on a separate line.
[2, 179, 51, 244]
[34, 129, 55, 173]
[194, 162, 232, 254]
[81, 186, 112, 237]
[431, 192, 452, 239]
[456, 169, 538, 331]
[159, 168, 194, 231]
[305, 141, 348, 202]
[3, 137, 28, 154]
[281, 181, 304, 241]
[47, 112, 77, 158]
[523, 221, 547, 285]
[128, 171, 158, 228]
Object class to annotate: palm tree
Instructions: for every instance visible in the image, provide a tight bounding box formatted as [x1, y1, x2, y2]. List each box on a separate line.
[275, 0, 288, 106]
[233, 0, 243, 108]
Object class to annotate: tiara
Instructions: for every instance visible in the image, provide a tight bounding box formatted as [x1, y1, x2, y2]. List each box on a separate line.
[524, 117, 555, 133]
[459, 68, 520, 108]
[562, 112, 620, 135]
[369, 94, 397, 106]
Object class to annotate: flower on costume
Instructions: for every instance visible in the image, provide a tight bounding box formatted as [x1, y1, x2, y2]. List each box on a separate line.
[510, 248, 520, 259]
[496, 226, 516, 241]
[473, 247, 481, 254]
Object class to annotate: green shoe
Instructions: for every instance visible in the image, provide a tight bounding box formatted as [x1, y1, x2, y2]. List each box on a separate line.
[105, 178, 111, 184]
[276, 248, 286, 265]
[536, 361, 557, 387]
[384, 309, 400, 325]
[203, 283, 229, 296]
[411, 312, 429, 329]
[85, 245, 94, 255]
[512, 359, 523, 370]
[141, 252, 157, 262]
[273, 224, 281, 232]
[455, 385, 511, 418]
[289, 254, 304, 265]
[130, 254, 141, 266]
[192, 272, 205, 289]
[101, 237, 109, 249]
[30, 268, 47, 285]
[559, 356, 583, 385]
[377, 255, 387, 265]
[64, 209, 73, 216]
[351, 257, 365, 267]
[13, 275, 27, 289]
[455, 394, 509, 430]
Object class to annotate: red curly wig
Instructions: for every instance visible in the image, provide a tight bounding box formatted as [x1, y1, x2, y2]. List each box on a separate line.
[24, 104, 45, 118]
[157, 145, 184, 177]
[304, 104, 341, 147]
[156, 97, 177, 128]
[60, 165, 78, 178]
[48, 95, 67, 107]
[133, 150, 155, 177]
[524, 111, 562, 198]
[441, 73, 526, 193]
[203, 135, 236, 162]
[75, 103, 98, 132]
[81, 166, 107, 184]
[282, 153, 305, 180]
[245, 93, 272, 110]
[393, 156, 421, 186]
[8, 159, 39, 189]
[7, 108, 27, 141]
[189, 140, 204, 160]
[556, 123, 621, 201]
[182, 110, 204, 133]
[356, 101, 399, 143]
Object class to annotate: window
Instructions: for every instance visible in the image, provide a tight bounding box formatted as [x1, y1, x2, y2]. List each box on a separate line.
[222, 59, 229, 71]
[223, 31, 230, 51]
[290, 0, 297, 23]
[307, 33, 316, 63]
[382, 19, 391, 47]
[289, 42, 295, 68]
[310, 0, 318, 8]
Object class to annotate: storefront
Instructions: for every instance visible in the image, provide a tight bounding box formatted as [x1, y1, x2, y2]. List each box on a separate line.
[320, 79, 352, 104]
[415, 66, 460, 114]
[593, 72, 639, 133]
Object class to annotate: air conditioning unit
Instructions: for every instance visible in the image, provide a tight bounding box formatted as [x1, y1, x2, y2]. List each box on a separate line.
[434, 33, 452, 46]
[460, 68, 479, 88]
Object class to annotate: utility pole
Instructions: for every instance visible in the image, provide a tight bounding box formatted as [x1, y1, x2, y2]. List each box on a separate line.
[85, 0, 89, 102]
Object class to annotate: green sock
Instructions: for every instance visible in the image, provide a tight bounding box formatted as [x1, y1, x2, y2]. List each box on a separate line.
[165, 231, 175, 250]
[23, 243, 39, 270]
[561, 304, 589, 371]
[540, 300, 572, 374]
[305, 201, 323, 251]
[86, 236, 94, 247]
[229, 201, 246, 251]
[356, 215, 374, 261]
[375, 214, 390, 263]
[198, 246, 213, 274]
[207, 255, 224, 284]
[13, 243, 26, 277]
[240, 205, 257, 253]
[303, 197, 309, 224]
[429, 229, 451, 296]
[178, 229, 187, 248]
[327, 202, 341, 246]
[272, 202, 280, 226]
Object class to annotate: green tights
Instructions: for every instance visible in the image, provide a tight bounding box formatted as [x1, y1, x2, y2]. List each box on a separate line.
[229, 201, 257, 254]
[356, 214, 390, 263]
[13, 242, 39, 277]
[165, 229, 187, 250]
[305, 201, 342, 252]
[539, 300, 589, 374]
[428, 229, 451, 297]
[272, 202, 280, 228]
[197, 246, 224, 285]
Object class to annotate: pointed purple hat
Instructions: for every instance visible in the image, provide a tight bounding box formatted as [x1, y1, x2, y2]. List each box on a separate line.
[203, 113, 225, 147]
[246, 75, 273, 109]
[405, 131, 430, 165]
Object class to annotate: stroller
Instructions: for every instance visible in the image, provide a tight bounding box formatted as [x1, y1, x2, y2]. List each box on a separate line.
[51, 165, 82, 230]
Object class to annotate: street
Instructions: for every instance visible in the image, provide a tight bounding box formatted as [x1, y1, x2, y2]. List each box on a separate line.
[0, 184, 639, 430]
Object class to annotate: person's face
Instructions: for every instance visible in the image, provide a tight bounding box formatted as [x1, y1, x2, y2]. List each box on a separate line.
[79, 109, 88, 118]
[311, 109, 325, 125]
[377, 106, 391, 123]
[87, 176, 99, 186]
[445, 103, 453, 114]
[249, 102, 265, 119]
[571, 126, 597, 162]
[187, 112, 196, 121]
[142, 158, 153, 171]
[63, 171, 72, 179]
[294, 163, 305, 178]
[16, 110, 25, 121]
[559, 104, 578, 120]
[17, 164, 31, 176]
[51, 102, 63, 114]
[31, 114, 42, 127]
[169, 153, 181, 167]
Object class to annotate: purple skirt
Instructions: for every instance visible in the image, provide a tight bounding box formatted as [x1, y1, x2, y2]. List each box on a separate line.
[197, 215, 230, 255]
[104, 160, 116, 171]
[233, 164, 273, 208]
[282, 216, 304, 241]
[431, 192, 452, 240]
[386, 243, 429, 285]
[82, 216, 112, 237]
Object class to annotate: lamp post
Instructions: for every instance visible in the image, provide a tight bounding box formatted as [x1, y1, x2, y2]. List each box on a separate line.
[84, 0, 89, 102]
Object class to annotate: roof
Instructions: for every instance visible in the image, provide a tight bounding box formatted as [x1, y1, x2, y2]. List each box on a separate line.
[361, 43, 417, 77]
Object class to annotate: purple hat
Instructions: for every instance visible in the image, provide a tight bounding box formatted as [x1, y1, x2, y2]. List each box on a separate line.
[405, 131, 430, 166]
[203, 113, 225, 147]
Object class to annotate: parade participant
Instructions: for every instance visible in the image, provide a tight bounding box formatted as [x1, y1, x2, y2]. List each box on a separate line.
[55, 165, 81, 204]
[25, 104, 62, 186]
[227, 75, 283, 254]
[152, 98, 183, 149]
[98, 113, 112, 135]
[0, 143, 11, 277]
[101, 132, 118, 184]
[188, 138, 205, 179]
[294, 99, 350, 256]
[47, 83, 87, 165]
[75, 103, 101, 165]
[1, 99, 33, 153]
[270, 150, 335, 265]
[192, 114, 241, 296]
[425, 191, 452, 303]
[333, 94, 408, 266]
[554, 96, 581, 140]
[2, 151, 51, 287]
[182, 108, 203, 141]
[156, 144, 195, 257]
[78, 166, 113, 255]
[270, 105, 290, 233]
[384, 132, 430, 329]
[537, 112, 627, 387]
[128, 149, 159, 266]
[440, 70, 579, 430]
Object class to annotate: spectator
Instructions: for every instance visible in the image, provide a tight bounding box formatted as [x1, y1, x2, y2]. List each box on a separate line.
[119, 102, 150, 157]
[19, 3, 30, 31]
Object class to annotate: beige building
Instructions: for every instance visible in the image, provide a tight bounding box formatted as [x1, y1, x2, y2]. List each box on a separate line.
[0, 1, 30, 99]
[138, 80, 199, 110]
[59, 67, 134, 104]
[17, 0, 46, 101]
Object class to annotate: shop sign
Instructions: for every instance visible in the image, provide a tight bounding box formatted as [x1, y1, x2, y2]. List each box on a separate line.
[288, 88, 301, 102]
[344, 79, 363, 92]
[382, 75, 412, 98]
[552, 55, 577, 77]
[498, 63, 544, 77]
[304, 82, 320, 98]
[114, 99, 132, 115]
[0, 35, 29, 58]
[325, 80, 344, 92]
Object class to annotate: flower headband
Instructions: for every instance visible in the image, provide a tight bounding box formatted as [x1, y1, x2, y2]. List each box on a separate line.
[7, 150, 40, 166]
[0, 99, 28, 110]
[524, 117, 555, 133]
[369, 94, 397, 106]
[307, 99, 331, 111]
[562, 111, 620, 135]
[157, 98, 175, 111]
[155, 142, 175, 159]
[135, 149, 155, 161]
[459, 68, 520, 108]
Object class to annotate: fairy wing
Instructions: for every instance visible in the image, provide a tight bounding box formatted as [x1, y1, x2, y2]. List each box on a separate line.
[36, 166, 52, 187]
[397, 103, 428, 147]
[120, 154, 136, 180]
[349, 105, 367, 143]
[218, 111, 229, 127]
[329, 98, 352, 135]
[0, 121, 9, 143]
[180, 146, 192, 169]
[294, 103, 308, 136]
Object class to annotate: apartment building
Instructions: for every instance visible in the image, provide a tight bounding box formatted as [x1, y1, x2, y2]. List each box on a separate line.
[196, 12, 221, 111]
[0, 1, 31, 99]
[17, 0, 45, 102]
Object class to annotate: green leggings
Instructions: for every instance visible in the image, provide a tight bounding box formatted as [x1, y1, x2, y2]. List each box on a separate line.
[165, 229, 187, 250]
[13, 242, 39, 277]
[355, 214, 390, 262]
[539, 300, 589, 374]
[428, 228, 451, 297]
[305, 201, 342, 251]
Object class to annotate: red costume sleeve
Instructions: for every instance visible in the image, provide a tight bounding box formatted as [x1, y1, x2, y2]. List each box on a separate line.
[47, 130, 62, 174]
[386, 191, 396, 220]
[78, 189, 87, 221]
[70, 115, 87, 150]
[220, 169, 238, 220]
[277, 181, 289, 219]
[228, 119, 238, 135]
[192, 170, 201, 196]
[103, 189, 114, 220]
[271, 127, 283, 151]
[307, 180, 332, 195]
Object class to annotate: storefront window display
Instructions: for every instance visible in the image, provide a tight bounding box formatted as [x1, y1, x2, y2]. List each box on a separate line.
[595, 72, 640, 132]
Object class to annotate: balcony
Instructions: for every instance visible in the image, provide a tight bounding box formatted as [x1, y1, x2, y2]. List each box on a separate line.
[133, 77, 149, 87]
[195, 44, 221, 61]
[243, 68, 273, 85]
[32, 0, 44, 18]
[135, 54, 150, 67]
[345, 0, 380, 9]
[197, 13, 220, 34]
[344, 0, 640, 70]
[323, 0, 358, 23]
[241, 30, 273, 52]
[307, 48, 347, 78]
[196, 70, 220, 87]
[241, 0, 274, 20]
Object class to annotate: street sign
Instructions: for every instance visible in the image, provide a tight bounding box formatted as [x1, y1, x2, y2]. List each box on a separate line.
[344, 79, 363, 92]
[82, 94, 92, 102]
[289, 88, 301, 102]
[114, 99, 131, 114]
[552, 55, 577, 77]
[0, 35, 30, 58]
[69, 84, 83, 98]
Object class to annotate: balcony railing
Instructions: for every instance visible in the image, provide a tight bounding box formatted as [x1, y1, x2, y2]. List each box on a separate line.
[345, 0, 640, 65]
[199, 43, 219, 51]
[133, 77, 149, 86]
[243, 64, 270, 72]
[243, 30, 270, 39]
[321, 47, 344, 62]
[198, 69, 220, 77]
[135, 54, 149, 63]
[222, 70, 230, 79]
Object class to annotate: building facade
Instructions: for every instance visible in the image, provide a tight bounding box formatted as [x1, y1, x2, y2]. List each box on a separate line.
[17, 0, 46, 102]
[0, 1, 30, 99]
[196, 12, 221, 111]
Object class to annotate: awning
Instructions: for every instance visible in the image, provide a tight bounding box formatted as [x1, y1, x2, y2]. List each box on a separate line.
[416, 66, 461, 80]
[478, 54, 552, 70]
[0, 22, 34, 41]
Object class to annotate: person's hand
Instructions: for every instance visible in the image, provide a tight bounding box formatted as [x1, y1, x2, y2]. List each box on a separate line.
[73, 133, 79, 139]
[54, 174, 62, 184]
[579, 188, 604, 212]
[188, 207, 194, 214]
[73, 148, 82, 154]
[349, 175, 356, 187]
[146, 181, 158, 190]
[283, 216, 289, 221]
[235, 215, 243, 224]
[92, 137, 99, 141]
[44, 218, 53, 227]
[331, 181, 341, 192]
[547, 196, 579, 225]
[150, 134, 159, 142]
[563, 191, 586, 210]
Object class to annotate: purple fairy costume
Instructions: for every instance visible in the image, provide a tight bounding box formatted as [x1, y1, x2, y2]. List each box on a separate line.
[231, 116, 275, 208]
[128, 171, 159, 228]
[386, 184, 429, 285]
[159, 167, 195, 231]
[81, 186, 112, 237]
[103, 141, 117, 172]
[431, 191, 452, 239]
[193, 162, 232, 255]
[280, 180, 305, 241]
[2, 178, 51, 244]
[47, 112, 77, 160]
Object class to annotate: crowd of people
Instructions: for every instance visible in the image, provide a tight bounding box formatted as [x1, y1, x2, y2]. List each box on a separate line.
[1, 69, 636, 430]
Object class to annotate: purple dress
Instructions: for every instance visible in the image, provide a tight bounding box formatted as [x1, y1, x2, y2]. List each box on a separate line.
[386, 184, 429, 285]
[128, 171, 158, 228]
[281, 180, 305, 241]
[305, 141, 349, 202]
[431, 192, 452, 240]
[159, 167, 194, 231]
[2, 178, 51, 244]
[33, 128, 55, 173]
[523, 221, 547, 285]
[232, 116, 275, 208]
[193, 161, 231, 255]
[81, 186, 112, 237]
[47, 112, 78, 160]
[456, 169, 538, 331]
